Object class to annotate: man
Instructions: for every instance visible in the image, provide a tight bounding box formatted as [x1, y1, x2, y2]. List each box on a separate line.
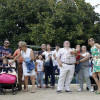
[57, 41, 77, 93]
[0, 39, 12, 66]
[13, 42, 23, 90]
[51, 44, 60, 87]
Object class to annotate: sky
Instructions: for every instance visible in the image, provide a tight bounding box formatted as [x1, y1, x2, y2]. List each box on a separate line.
[85, 0, 100, 14]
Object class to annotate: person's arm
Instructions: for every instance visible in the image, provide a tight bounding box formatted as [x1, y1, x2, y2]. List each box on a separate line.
[30, 50, 34, 61]
[57, 57, 62, 67]
[79, 53, 90, 63]
[11, 52, 21, 63]
[57, 49, 62, 67]
[13, 50, 17, 57]
[95, 43, 100, 49]
[35, 62, 38, 74]
[43, 63, 44, 72]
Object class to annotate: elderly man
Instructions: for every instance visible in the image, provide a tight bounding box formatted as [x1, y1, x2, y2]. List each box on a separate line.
[0, 39, 12, 66]
[57, 41, 77, 93]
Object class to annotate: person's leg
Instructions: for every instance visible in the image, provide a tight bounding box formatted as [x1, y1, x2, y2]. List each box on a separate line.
[40, 71, 44, 87]
[51, 66, 55, 87]
[97, 72, 100, 93]
[24, 76, 29, 92]
[65, 65, 75, 91]
[83, 67, 92, 90]
[78, 68, 84, 89]
[45, 67, 48, 86]
[92, 72, 98, 87]
[57, 64, 67, 91]
[30, 75, 35, 93]
[75, 74, 79, 84]
[18, 63, 23, 90]
[36, 72, 40, 87]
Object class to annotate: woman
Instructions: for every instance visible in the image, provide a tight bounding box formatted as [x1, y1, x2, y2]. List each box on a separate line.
[77, 46, 93, 92]
[42, 44, 54, 88]
[11, 41, 35, 93]
[88, 38, 100, 94]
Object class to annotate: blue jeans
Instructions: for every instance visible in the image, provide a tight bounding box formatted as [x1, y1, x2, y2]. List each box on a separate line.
[75, 59, 81, 74]
[36, 71, 44, 87]
[50, 65, 60, 86]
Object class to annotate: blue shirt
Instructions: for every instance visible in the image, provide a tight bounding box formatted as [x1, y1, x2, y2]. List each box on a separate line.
[0, 46, 12, 57]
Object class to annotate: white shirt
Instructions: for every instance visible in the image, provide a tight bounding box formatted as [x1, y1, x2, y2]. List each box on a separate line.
[42, 51, 52, 62]
[52, 49, 59, 66]
[36, 59, 44, 71]
[57, 48, 76, 64]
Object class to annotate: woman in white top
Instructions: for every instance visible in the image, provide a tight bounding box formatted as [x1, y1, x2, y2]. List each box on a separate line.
[42, 44, 54, 88]
[11, 41, 35, 93]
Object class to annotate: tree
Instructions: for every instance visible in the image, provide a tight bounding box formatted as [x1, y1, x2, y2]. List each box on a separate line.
[0, 0, 100, 51]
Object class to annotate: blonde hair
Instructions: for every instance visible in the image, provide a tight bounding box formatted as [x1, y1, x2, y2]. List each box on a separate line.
[19, 41, 27, 47]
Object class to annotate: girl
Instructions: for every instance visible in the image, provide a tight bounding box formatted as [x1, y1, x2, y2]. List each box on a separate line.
[35, 54, 44, 89]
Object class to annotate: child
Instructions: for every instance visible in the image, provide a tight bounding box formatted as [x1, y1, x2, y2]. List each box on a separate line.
[1, 58, 15, 74]
[35, 54, 45, 89]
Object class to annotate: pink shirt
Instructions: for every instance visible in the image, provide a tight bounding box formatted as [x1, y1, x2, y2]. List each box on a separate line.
[13, 49, 23, 63]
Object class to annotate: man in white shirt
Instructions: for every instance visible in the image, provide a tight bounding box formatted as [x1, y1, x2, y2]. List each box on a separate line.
[57, 41, 77, 93]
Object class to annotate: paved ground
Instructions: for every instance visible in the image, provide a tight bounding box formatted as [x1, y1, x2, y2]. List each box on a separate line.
[0, 84, 100, 100]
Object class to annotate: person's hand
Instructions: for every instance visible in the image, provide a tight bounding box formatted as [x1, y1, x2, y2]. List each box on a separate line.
[0, 56, 5, 60]
[36, 71, 39, 75]
[9, 60, 14, 65]
[53, 54, 56, 59]
[49, 56, 52, 59]
[70, 51, 74, 55]
[59, 62, 62, 67]
[76, 61, 79, 64]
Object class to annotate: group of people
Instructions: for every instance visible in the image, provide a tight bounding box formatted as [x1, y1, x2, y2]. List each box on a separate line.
[0, 38, 100, 94]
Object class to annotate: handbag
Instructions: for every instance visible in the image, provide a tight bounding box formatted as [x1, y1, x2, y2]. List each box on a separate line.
[44, 60, 51, 67]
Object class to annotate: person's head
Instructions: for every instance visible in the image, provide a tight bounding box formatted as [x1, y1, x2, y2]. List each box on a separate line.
[19, 41, 27, 51]
[41, 44, 46, 51]
[63, 41, 70, 48]
[88, 38, 95, 46]
[3, 58, 8, 65]
[75, 45, 80, 51]
[81, 46, 87, 52]
[4, 39, 10, 48]
[38, 54, 42, 60]
[55, 44, 60, 51]
[47, 44, 51, 51]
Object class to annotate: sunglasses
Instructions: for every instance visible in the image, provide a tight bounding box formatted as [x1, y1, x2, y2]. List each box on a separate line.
[88, 40, 92, 42]
[4, 42, 9, 44]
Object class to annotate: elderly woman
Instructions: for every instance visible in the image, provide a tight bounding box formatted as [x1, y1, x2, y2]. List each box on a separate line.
[77, 46, 93, 92]
[11, 41, 35, 93]
[88, 38, 100, 94]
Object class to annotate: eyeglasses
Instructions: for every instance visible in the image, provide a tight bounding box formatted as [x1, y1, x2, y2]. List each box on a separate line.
[4, 42, 9, 44]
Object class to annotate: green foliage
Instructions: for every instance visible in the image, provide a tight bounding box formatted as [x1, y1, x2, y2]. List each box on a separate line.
[0, 0, 100, 51]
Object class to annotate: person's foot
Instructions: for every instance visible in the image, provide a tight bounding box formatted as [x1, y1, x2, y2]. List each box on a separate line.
[65, 90, 72, 94]
[24, 89, 28, 92]
[78, 88, 83, 92]
[89, 87, 94, 92]
[45, 85, 51, 88]
[57, 90, 62, 94]
[51, 86, 55, 89]
[31, 89, 35, 93]
[42, 86, 46, 90]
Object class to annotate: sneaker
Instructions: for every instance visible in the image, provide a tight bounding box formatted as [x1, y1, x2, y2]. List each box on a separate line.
[57, 90, 62, 94]
[65, 90, 72, 94]
[78, 88, 83, 92]
[89, 87, 94, 92]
